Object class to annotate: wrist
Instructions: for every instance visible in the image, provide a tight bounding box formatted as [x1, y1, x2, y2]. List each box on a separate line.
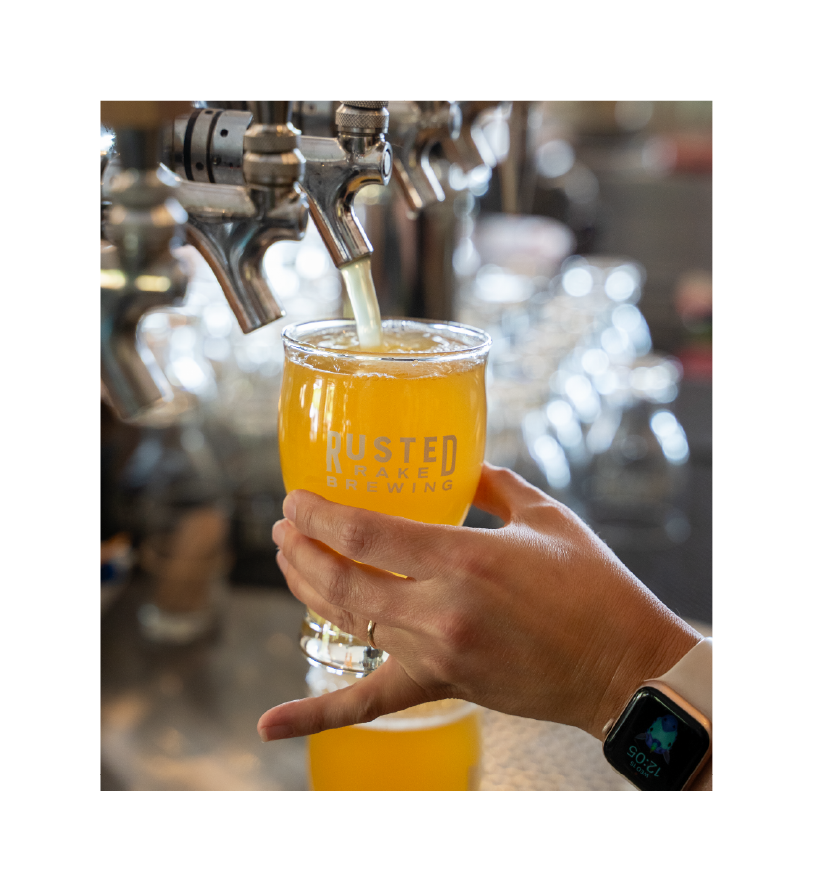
[587, 603, 702, 741]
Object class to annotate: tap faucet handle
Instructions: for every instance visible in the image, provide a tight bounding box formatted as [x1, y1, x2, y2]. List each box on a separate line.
[157, 102, 310, 333]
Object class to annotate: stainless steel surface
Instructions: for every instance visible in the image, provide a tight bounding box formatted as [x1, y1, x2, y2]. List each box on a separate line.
[101, 583, 308, 791]
[101, 582, 711, 791]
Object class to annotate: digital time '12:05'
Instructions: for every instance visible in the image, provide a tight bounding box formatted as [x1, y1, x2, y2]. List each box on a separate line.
[626, 745, 663, 778]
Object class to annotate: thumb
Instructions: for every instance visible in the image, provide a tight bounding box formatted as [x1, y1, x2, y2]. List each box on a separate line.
[473, 462, 555, 524]
[257, 658, 430, 741]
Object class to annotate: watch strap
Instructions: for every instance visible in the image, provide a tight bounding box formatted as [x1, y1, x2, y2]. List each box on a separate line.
[654, 636, 712, 722]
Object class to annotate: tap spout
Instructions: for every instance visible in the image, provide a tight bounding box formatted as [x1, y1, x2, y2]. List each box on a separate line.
[388, 101, 461, 215]
[183, 188, 309, 333]
[101, 233, 187, 420]
[299, 102, 392, 269]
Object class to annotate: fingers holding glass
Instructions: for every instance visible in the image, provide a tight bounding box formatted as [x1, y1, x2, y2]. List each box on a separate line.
[281, 489, 443, 580]
[272, 517, 412, 641]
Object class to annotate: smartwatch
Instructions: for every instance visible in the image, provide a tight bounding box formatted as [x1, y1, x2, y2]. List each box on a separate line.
[602, 637, 712, 791]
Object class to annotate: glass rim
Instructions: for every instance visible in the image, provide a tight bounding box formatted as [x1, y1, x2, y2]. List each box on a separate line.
[281, 317, 492, 364]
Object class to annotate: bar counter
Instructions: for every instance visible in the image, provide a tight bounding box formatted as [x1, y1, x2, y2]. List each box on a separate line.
[101, 581, 710, 791]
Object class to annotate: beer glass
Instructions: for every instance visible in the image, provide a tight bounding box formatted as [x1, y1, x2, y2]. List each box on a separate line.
[279, 317, 491, 673]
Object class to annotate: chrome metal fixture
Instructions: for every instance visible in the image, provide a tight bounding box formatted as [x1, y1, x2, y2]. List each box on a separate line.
[441, 101, 509, 173]
[298, 101, 393, 268]
[386, 101, 461, 215]
[100, 101, 191, 422]
[159, 102, 309, 332]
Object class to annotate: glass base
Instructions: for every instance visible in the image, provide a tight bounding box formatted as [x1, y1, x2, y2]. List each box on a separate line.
[300, 612, 387, 675]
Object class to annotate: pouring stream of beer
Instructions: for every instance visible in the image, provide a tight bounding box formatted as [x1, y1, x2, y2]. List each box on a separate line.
[340, 257, 383, 350]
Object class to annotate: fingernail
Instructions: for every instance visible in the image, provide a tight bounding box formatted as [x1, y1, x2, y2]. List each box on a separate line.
[282, 494, 297, 524]
[276, 550, 289, 572]
[272, 519, 286, 547]
[259, 724, 293, 742]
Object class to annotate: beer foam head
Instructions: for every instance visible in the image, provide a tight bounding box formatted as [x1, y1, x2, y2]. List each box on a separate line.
[283, 319, 491, 378]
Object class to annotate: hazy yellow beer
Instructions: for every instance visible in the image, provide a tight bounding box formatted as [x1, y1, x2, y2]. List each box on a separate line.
[279, 319, 490, 525]
[278, 318, 490, 790]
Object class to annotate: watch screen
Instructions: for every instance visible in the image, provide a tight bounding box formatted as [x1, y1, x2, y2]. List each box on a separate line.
[603, 686, 710, 791]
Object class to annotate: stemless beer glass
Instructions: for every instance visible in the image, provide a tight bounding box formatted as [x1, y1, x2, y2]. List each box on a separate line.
[279, 317, 491, 672]
[279, 318, 491, 790]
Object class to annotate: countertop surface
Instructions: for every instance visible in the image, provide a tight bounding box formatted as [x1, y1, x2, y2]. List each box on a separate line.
[101, 581, 710, 792]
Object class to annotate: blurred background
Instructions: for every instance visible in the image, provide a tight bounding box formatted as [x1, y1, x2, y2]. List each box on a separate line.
[101, 100, 711, 791]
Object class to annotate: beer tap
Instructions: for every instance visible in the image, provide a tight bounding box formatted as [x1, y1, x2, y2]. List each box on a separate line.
[386, 101, 461, 216]
[159, 102, 310, 333]
[100, 101, 192, 422]
[441, 101, 508, 174]
[158, 101, 392, 294]
[297, 101, 393, 269]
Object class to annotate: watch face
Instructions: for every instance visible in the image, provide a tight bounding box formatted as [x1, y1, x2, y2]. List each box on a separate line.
[603, 687, 710, 791]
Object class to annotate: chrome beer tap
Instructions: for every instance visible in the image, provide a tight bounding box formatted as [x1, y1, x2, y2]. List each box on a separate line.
[441, 101, 509, 174]
[160, 102, 310, 333]
[100, 101, 192, 422]
[386, 101, 461, 215]
[297, 101, 393, 269]
[352, 101, 510, 321]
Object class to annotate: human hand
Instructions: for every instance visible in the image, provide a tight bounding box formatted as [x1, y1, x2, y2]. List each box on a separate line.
[258, 463, 700, 743]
